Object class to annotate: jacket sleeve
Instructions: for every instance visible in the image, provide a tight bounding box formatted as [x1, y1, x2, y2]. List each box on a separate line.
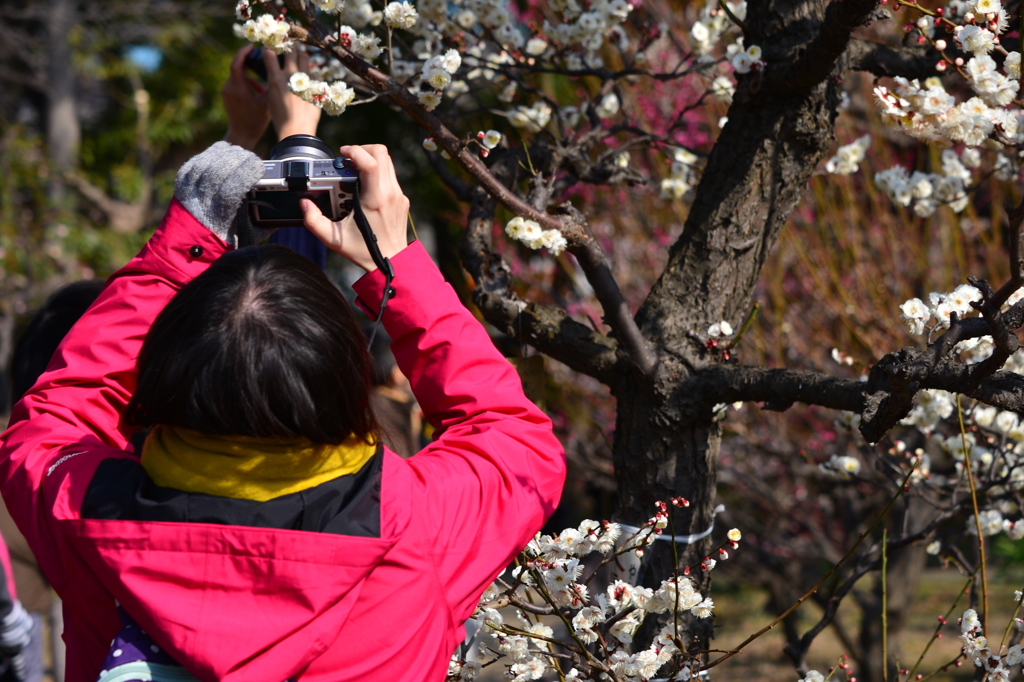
[353, 242, 567, 623]
[0, 200, 227, 582]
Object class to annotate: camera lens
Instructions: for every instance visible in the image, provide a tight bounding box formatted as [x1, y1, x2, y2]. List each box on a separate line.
[270, 135, 334, 160]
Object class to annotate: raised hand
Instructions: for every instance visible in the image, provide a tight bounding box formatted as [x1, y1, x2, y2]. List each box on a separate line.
[300, 145, 410, 271]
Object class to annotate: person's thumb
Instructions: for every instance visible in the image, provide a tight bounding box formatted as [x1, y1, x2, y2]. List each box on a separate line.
[301, 198, 333, 234]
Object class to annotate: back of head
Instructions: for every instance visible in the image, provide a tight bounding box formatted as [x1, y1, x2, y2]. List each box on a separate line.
[12, 279, 107, 404]
[127, 245, 375, 444]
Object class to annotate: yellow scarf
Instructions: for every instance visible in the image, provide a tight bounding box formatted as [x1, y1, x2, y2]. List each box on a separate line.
[140, 426, 377, 502]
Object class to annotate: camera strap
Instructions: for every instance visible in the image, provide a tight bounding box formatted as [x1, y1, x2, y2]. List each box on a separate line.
[352, 183, 396, 351]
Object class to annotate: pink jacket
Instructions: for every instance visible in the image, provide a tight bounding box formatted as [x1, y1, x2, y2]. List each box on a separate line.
[0, 200, 566, 682]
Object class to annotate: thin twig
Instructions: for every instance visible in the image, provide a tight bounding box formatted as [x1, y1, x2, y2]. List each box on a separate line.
[702, 460, 921, 672]
[728, 301, 761, 350]
[999, 587, 1024, 652]
[907, 571, 976, 680]
[957, 394, 989, 634]
[882, 528, 888, 682]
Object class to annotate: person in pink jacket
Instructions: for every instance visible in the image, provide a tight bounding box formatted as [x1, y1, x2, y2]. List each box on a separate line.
[0, 141, 566, 682]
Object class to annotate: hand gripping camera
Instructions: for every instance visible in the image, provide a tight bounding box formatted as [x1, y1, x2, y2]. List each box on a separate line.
[248, 134, 358, 228]
[246, 135, 395, 325]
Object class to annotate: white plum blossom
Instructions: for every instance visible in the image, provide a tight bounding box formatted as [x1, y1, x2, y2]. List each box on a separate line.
[730, 44, 764, 74]
[967, 509, 1006, 536]
[1007, 52, 1021, 79]
[383, 1, 418, 29]
[289, 72, 311, 93]
[242, 13, 293, 52]
[819, 454, 861, 479]
[525, 37, 549, 56]
[708, 320, 733, 337]
[609, 611, 644, 644]
[824, 135, 870, 175]
[957, 25, 996, 55]
[799, 672, 826, 682]
[899, 298, 929, 335]
[312, 0, 346, 13]
[508, 102, 553, 132]
[509, 657, 546, 681]
[418, 91, 442, 111]
[595, 93, 620, 119]
[902, 389, 954, 430]
[690, 0, 746, 53]
[322, 81, 356, 115]
[352, 33, 382, 60]
[482, 130, 502, 149]
[506, 217, 568, 256]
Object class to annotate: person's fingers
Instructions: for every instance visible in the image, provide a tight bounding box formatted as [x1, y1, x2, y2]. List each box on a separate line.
[341, 145, 402, 208]
[244, 75, 267, 95]
[230, 45, 254, 78]
[300, 198, 334, 233]
[282, 49, 299, 75]
[264, 48, 282, 79]
[297, 51, 310, 72]
[340, 145, 381, 178]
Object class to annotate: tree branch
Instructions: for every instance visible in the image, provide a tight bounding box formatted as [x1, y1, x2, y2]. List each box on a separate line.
[842, 38, 938, 79]
[458, 182, 623, 385]
[284, 5, 658, 376]
[692, 365, 867, 413]
[765, 0, 881, 96]
[694, 350, 1024, 442]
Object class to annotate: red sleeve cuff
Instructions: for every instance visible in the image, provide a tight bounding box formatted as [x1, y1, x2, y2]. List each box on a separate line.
[352, 241, 436, 318]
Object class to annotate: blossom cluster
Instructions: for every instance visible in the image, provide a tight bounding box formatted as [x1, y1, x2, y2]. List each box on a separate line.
[874, 149, 973, 218]
[288, 73, 356, 115]
[959, 607, 1023, 680]
[507, 101, 554, 133]
[824, 135, 870, 176]
[505, 217, 568, 256]
[864, 0, 1024, 219]
[725, 39, 764, 75]
[661, 148, 700, 200]
[240, 13, 293, 53]
[966, 508, 1024, 538]
[455, 511, 740, 681]
[874, 46, 1020, 149]
[898, 282, 985, 335]
[689, 0, 747, 54]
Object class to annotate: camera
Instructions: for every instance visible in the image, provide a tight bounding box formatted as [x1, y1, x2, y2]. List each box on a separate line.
[249, 135, 358, 228]
[242, 47, 285, 82]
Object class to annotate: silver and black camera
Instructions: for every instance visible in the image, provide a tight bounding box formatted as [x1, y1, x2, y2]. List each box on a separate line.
[249, 134, 358, 228]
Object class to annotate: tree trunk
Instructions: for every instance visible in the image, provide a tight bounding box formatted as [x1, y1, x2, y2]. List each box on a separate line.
[612, 382, 722, 653]
[615, 0, 847, 651]
[46, 0, 78, 175]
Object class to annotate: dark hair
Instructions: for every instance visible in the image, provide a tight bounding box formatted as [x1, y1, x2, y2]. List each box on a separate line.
[364, 326, 396, 387]
[126, 245, 376, 444]
[12, 279, 106, 403]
